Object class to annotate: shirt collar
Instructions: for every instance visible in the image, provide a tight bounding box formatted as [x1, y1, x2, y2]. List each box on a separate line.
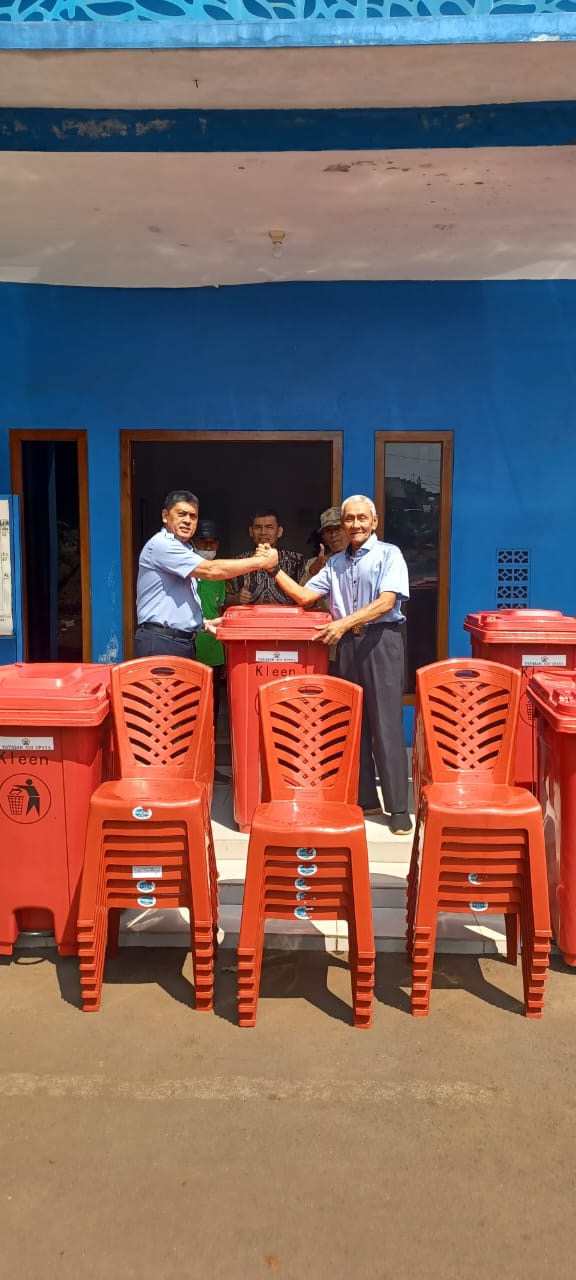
[345, 532, 378, 559]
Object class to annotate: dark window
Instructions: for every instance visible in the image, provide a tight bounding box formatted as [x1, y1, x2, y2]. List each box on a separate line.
[378, 435, 452, 697]
[21, 440, 82, 662]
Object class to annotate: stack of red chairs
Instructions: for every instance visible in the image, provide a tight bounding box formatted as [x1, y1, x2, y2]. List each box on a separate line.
[237, 675, 375, 1028]
[407, 659, 551, 1017]
[77, 657, 218, 1012]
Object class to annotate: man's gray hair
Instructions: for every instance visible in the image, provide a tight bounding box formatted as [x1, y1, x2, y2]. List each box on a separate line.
[341, 494, 377, 520]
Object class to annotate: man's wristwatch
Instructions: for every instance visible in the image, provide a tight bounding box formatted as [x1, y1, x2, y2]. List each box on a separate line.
[268, 565, 280, 578]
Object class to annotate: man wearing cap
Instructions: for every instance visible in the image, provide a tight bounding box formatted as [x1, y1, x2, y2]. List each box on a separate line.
[193, 518, 226, 727]
[263, 494, 412, 835]
[300, 506, 347, 588]
[135, 490, 278, 659]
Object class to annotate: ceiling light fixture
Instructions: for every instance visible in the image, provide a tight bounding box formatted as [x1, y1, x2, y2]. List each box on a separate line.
[268, 229, 286, 259]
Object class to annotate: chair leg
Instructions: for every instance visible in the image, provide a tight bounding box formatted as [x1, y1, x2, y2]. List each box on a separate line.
[78, 907, 109, 1012]
[184, 808, 215, 1010]
[237, 832, 267, 1027]
[406, 813, 423, 960]
[237, 921, 266, 1027]
[190, 924, 215, 1012]
[521, 931, 550, 1019]
[107, 908, 122, 958]
[410, 814, 441, 1016]
[522, 815, 552, 1017]
[349, 841, 375, 1029]
[411, 926, 436, 1017]
[504, 912, 520, 966]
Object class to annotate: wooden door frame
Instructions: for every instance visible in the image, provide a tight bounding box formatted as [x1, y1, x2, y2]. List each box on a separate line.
[374, 430, 453, 704]
[121, 429, 343, 659]
[9, 429, 92, 662]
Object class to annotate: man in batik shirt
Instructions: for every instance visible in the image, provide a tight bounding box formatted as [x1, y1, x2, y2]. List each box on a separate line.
[227, 509, 304, 607]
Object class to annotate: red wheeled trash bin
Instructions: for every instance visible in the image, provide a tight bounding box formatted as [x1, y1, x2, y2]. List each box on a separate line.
[464, 609, 576, 790]
[528, 671, 576, 966]
[0, 663, 111, 955]
[217, 606, 331, 832]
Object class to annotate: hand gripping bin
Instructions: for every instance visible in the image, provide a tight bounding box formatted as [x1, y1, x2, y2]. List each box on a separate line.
[0, 663, 111, 956]
[464, 610, 576, 790]
[527, 671, 576, 966]
[217, 605, 331, 832]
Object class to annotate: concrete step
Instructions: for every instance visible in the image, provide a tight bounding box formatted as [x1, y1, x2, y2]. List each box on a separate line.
[119, 904, 513, 956]
[118, 776, 512, 956]
[13, 757, 511, 958]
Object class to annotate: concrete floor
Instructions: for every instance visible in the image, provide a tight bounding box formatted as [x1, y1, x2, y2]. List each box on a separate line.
[1, 947, 575, 1280]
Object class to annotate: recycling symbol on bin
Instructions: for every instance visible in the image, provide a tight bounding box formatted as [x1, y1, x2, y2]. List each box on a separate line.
[0, 773, 52, 824]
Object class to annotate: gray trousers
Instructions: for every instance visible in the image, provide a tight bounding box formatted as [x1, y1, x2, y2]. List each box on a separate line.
[335, 622, 408, 813]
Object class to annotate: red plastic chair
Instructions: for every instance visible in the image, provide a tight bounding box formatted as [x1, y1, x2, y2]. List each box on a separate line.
[407, 659, 551, 1017]
[77, 657, 218, 1012]
[237, 675, 375, 1028]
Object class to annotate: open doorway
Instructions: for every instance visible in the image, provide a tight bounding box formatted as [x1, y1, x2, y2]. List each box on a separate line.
[121, 431, 342, 657]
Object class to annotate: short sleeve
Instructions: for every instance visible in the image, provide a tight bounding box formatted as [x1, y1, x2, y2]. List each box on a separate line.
[149, 538, 203, 581]
[378, 546, 410, 601]
[304, 562, 332, 598]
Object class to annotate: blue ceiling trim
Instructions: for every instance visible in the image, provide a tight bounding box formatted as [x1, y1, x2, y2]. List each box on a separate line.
[1, 101, 576, 151]
[0, 13, 575, 48]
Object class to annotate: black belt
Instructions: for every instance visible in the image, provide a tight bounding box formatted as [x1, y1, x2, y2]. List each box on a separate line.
[347, 621, 403, 637]
[139, 621, 198, 642]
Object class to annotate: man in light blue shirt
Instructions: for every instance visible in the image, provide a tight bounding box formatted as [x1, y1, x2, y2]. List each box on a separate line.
[135, 490, 278, 659]
[265, 495, 412, 834]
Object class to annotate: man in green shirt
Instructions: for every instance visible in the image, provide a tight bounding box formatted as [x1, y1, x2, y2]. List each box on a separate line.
[194, 519, 226, 728]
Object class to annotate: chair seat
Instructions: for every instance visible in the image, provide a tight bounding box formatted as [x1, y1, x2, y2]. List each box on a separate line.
[423, 781, 542, 816]
[251, 799, 366, 839]
[90, 777, 207, 808]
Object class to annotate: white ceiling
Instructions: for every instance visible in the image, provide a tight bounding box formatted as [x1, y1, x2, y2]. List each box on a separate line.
[1, 41, 576, 110]
[0, 146, 575, 287]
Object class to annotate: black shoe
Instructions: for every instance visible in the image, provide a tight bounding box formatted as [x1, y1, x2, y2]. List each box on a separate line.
[389, 811, 413, 835]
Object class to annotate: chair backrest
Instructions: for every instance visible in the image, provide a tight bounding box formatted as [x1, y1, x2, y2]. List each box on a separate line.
[413, 658, 521, 797]
[258, 675, 363, 804]
[110, 657, 214, 785]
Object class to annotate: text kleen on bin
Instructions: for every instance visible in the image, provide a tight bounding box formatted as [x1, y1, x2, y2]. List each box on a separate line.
[527, 670, 576, 967]
[464, 609, 576, 790]
[217, 606, 331, 832]
[0, 663, 110, 956]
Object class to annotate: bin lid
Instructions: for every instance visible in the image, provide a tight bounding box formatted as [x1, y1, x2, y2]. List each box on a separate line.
[217, 605, 332, 643]
[464, 609, 576, 644]
[0, 662, 111, 726]
[527, 671, 576, 732]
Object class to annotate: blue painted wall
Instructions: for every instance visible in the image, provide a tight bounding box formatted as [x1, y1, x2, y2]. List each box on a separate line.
[1, 279, 575, 680]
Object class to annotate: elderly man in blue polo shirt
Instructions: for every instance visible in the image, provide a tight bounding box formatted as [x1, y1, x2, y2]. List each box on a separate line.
[135, 489, 278, 659]
[265, 494, 412, 834]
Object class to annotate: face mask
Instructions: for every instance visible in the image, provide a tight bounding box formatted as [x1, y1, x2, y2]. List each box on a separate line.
[196, 548, 217, 560]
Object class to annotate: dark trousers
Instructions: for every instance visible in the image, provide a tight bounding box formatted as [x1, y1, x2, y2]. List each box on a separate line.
[134, 625, 197, 661]
[211, 663, 224, 728]
[336, 623, 408, 813]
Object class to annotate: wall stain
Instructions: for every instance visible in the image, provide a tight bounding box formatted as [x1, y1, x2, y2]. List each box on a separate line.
[52, 118, 129, 140]
[98, 633, 119, 664]
[135, 119, 173, 137]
